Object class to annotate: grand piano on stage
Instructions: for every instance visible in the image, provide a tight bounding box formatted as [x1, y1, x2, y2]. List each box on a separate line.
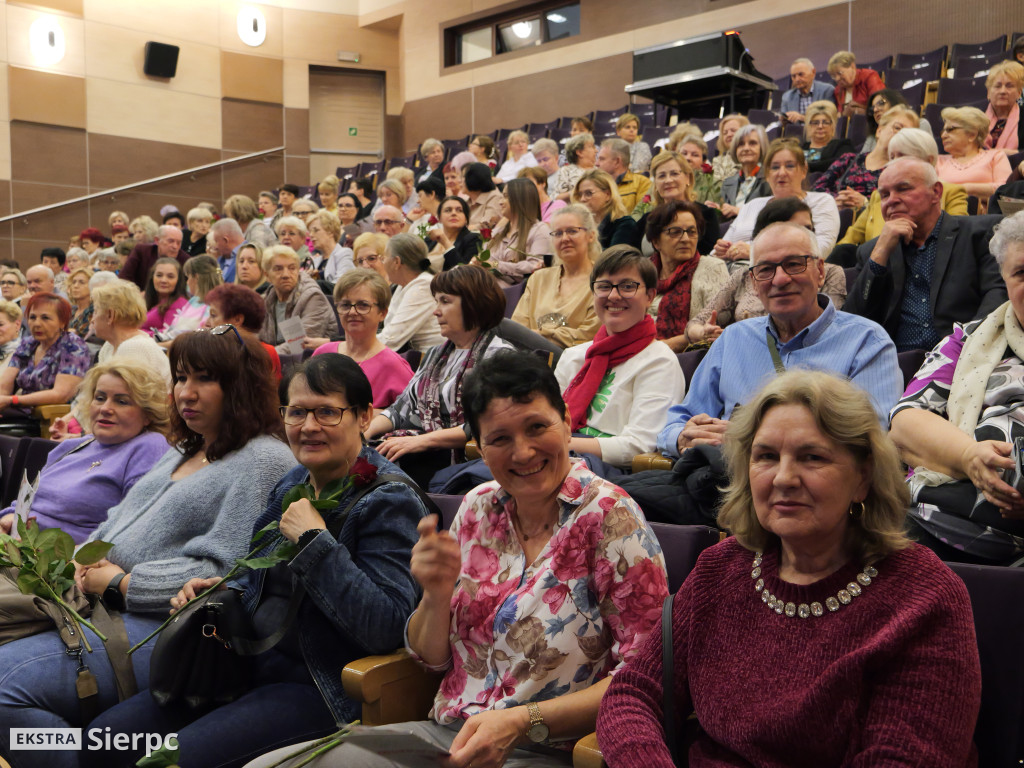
[625, 30, 775, 118]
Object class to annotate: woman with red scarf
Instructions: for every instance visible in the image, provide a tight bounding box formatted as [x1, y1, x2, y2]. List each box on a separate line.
[647, 201, 730, 352]
[553, 246, 686, 469]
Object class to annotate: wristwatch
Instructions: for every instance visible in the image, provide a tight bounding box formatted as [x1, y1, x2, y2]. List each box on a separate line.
[297, 528, 323, 550]
[102, 573, 127, 611]
[525, 701, 549, 743]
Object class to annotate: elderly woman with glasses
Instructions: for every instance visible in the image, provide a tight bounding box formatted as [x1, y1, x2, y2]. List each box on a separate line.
[983, 60, 1024, 153]
[828, 50, 884, 116]
[801, 100, 855, 174]
[937, 106, 1014, 208]
[351, 232, 391, 282]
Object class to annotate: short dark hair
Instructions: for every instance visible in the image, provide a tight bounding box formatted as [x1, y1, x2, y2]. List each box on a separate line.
[591, 245, 658, 292]
[24, 292, 72, 329]
[463, 163, 497, 193]
[280, 184, 301, 196]
[162, 210, 183, 225]
[439, 195, 470, 222]
[753, 197, 814, 238]
[168, 331, 283, 461]
[40, 247, 66, 267]
[462, 350, 566, 443]
[205, 283, 267, 333]
[350, 177, 373, 197]
[144, 257, 187, 311]
[645, 200, 706, 244]
[283, 353, 373, 416]
[429, 266, 505, 333]
[415, 175, 446, 199]
[338, 192, 361, 211]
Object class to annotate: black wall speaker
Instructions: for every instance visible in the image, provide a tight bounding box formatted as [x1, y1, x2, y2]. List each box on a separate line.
[143, 42, 179, 78]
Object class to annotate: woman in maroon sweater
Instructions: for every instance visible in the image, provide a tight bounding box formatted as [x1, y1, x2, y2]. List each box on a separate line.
[597, 370, 981, 768]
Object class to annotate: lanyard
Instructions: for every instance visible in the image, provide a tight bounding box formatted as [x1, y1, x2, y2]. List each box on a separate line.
[766, 327, 786, 374]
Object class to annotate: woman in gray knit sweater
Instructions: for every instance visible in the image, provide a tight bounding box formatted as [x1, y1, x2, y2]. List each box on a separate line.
[0, 330, 297, 768]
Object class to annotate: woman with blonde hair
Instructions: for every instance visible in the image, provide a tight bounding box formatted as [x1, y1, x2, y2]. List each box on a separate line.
[0, 300, 22, 368]
[616, 112, 652, 173]
[639, 151, 721, 257]
[129, 215, 159, 245]
[573, 168, 641, 249]
[937, 105, 1014, 207]
[108, 210, 130, 230]
[93, 278, 171, 385]
[183, 206, 213, 257]
[711, 113, 749, 181]
[477, 177, 552, 284]
[983, 60, 1023, 153]
[351, 231, 391, 281]
[156, 255, 224, 345]
[375, 178, 408, 213]
[316, 174, 341, 214]
[234, 240, 271, 295]
[598, 369, 981, 768]
[495, 129, 538, 182]
[802, 100, 855, 173]
[305, 208, 354, 283]
[224, 194, 276, 249]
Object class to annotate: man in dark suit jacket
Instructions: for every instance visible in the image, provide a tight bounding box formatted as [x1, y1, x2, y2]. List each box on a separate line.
[843, 157, 1006, 352]
[118, 225, 190, 290]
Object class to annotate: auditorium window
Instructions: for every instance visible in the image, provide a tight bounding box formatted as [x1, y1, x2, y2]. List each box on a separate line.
[447, 2, 580, 67]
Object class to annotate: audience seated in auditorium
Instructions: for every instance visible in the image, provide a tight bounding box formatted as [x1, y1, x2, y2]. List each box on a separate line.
[891, 211, 1024, 566]
[813, 105, 919, 207]
[844, 157, 1006, 351]
[476, 178, 551, 284]
[573, 169, 642, 250]
[373, 204, 408, 239]
[518, 165, 567, 223]
[718, 124, 771, 218]
[828, 50, 884, 116]
[316, 174, 341, 216]
[307, 209, 355, 284]
[780, 57, 836, 123]
[600, 370, 981, 768]
[210, 217, 246, 282]
[802, 100, 856, 173]
[67, 267, 96, 339]
[716, 140, 841, 266]
[596, 137, 652, 212]
[462, 163, 503, 233]
[120, 224, 187, 290]
[495, 129, 538, 182]
[837, 127, 968, 249]
[646, 201, 730, 352]
[0, 300, 21, 368]
[531, 137, 562, 198]
[352, 232, 391, 281]
[234, 240, 271, 295]
[691, 198, 847, 344]
[984, 61, 1023, 153]
[259, 244, 335, 355]
[156, 255, 223, 345]
[639, 151, 721, 258]
[616, 112, 653, 174]
[367, 265, 512, 487]
[555, 245, 686, 467]
[861, 89, 933, 152]
[92, 279, 172, 387]
[554, 132, 597, 201]
[1, 268, 27, 306]
[378, 233, 444, 352]
[658, 222, 900, 459]
[511, 204, 600, 347]
[674, 133, 722, 206]
[275, 211, 314, 266]
[418, 137, 445, 183]
[223, 195, 277, 252]
[936, 106, 1013, 208]
[0, 332, 296, 766]
[0, 360, 170, 543]
[252, 348, 668, 768]
[310, 269, 414, 409]
[204, 283, 282, 380]
[429, 196, 480, 272]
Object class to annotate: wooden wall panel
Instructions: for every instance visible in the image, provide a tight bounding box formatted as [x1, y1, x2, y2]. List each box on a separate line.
[79, 0, 218, 47]
[222, 99, 284, 153]
[220, 51, 284, 105]
[87, 134, 220, 191]
[9, 0, 83, 15]
[285, 107, 310, 156]
[8, 67, 86, 129]
[10, 122, 87, 186]
[86, 79, 221, 147]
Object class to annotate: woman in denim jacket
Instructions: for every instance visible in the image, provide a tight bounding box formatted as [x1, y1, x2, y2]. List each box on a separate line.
[86, 354, 428, 768]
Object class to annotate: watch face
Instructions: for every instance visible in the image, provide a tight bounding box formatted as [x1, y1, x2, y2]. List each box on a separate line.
[527, 723, 549, 743]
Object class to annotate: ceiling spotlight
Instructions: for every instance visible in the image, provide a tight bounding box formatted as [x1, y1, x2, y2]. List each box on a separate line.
[512, 21, 534, 39]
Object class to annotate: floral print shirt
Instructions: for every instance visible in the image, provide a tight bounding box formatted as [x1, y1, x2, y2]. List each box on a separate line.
[411, 461, 668, 724]
[11, 331, 91, 395]
[811, 152, 882, 198]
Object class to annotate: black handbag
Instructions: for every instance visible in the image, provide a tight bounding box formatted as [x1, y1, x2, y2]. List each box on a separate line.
[148, 472, 440, 710]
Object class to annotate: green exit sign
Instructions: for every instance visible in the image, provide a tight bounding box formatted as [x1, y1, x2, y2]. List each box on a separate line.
[348, 127, 358, 136]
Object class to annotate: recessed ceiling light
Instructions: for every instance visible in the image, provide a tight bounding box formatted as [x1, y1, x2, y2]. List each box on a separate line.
[547, 13, 567, 23]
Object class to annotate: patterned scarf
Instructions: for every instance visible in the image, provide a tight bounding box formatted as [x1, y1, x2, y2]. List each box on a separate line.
[563, 316, 656, 431]
[652, 251, 702, 339]
[418, 329, 496, 432]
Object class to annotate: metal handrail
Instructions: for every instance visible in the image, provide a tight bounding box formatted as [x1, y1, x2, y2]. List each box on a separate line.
[0, 145, 286, 224]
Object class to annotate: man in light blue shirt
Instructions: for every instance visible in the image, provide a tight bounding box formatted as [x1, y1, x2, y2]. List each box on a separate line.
[779, 58, 835, 123]
[657, 222, 901, 458]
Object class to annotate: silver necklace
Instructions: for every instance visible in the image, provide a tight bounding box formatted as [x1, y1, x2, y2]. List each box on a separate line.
[751, 551, 877, 619]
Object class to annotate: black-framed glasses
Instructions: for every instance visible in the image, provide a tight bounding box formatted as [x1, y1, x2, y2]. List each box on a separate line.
[592, 279, 641, 297]
[749, 255, 814, 282]
[662, 226, 699, 240]
[207, 323, 244, 346]
[279, 405, 357, 426]
[337, 300, 379, 315]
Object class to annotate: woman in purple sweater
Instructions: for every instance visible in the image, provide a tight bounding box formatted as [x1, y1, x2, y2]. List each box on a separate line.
[597, 370, 981, 768]
[0, 358, 170, 542]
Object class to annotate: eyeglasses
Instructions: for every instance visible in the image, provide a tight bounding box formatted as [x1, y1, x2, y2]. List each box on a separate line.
[749, 255, 814, 282]
[873, 98, 890, 108]
[355, 255, 381, 266]
[294, 210, 314, 217]
[808, 120, 832, 128]
[375, 219, 403, 228]
[941, 125, 965, 135]
[0, 280, 18, 287]
[550, 226, 586, 239]
[661, 227, 699, 240]
[337, 300, 379, 315]
[577, 189, 599, 200]
[205, 323, 244, 346]
[592, 279, 641, 297]
[280, 405, 357, 426]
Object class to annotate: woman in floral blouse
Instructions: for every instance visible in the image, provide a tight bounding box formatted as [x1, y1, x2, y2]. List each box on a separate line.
[253, 349, 668, 768]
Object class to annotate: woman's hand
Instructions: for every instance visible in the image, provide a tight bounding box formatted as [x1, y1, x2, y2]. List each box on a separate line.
[302, 336, 330, 351]
[430, 227, 452, 249]
[170, 576, 224, 614]
[836, 188, 867, 209]
[444, 707, 528, 768]
[724, 242, 751, 262]
[0, 395, 13, 411]
[77, 560, 126, 595]
[713, 239, 732, 259]
[378, 434, 431, 461]
[279, 498, 327, 543]
[961, 440, 1024, 514]
[48, 416, 72, 441]
[411, 515, 460, 602]
[0, 513, 13, 535]
[719, 203, 740, 218]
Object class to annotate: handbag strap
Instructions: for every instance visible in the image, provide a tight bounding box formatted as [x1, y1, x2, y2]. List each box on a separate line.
[766, 326, 786, 374]
[662, 592, 680, 767]
[231, 471, 438, 656]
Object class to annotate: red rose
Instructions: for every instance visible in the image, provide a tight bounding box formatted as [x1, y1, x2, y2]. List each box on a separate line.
[641, 194, 651, 203]
[428, 215, 438, 225]
[480, 228, 493, 241]
[701, 162, 713, 174]
[350, 457, 378, 488]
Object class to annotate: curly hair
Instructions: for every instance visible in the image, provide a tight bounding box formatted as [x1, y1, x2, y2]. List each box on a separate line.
[77, 359, 171, 436]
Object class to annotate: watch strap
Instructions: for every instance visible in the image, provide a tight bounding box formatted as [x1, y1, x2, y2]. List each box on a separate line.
[297, 528, 323, 550]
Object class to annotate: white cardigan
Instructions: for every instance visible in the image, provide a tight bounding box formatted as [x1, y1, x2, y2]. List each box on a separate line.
[723, 191, 841, 255]
[554, 338, 685, 468]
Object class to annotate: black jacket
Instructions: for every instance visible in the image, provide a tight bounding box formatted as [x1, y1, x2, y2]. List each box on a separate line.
[442, 227, 482, 271]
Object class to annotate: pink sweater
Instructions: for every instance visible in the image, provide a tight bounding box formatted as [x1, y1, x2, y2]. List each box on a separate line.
[311, 343, 413, 408]
[141, 296, 188, 336]
[597, 537, 981, 768]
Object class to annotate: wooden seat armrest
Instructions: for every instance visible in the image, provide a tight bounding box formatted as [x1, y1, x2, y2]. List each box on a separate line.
[631, 452, 674, 473]
[32, 404, 71, 438]
[466, 439, 481, 460]
[342, 650, 443, 726]
[572, 732, 606, 768]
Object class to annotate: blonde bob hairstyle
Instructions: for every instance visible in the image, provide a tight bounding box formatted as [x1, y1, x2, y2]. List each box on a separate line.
[310, 209, 342, 242]
[716, 114, 749, 154]
[274, 215, 308, 238]
[717, 370, 911, 565]
[76, 359, 172, 436]
[985, 60, 1024, 91]
[0, 299, 22, 325]
[332, 268, 393, 313]
[376, 179, 409, 206]
[827, 50, 857, 76]
[877, 105, 920, 130]
[649, 151, 695, 205]
[261, 244, 302, 273]
[572, 169, 629, 220]
[91, 278, 147, 327]
[352, 232, 389, 258]
[940, 106, 990, 148]
[803, 100, 838, 142]
[549, 204, 602, 262]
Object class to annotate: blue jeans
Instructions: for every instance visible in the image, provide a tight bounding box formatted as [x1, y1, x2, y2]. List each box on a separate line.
[82, 648, 336, 768]
[0, 612, 162, 768]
